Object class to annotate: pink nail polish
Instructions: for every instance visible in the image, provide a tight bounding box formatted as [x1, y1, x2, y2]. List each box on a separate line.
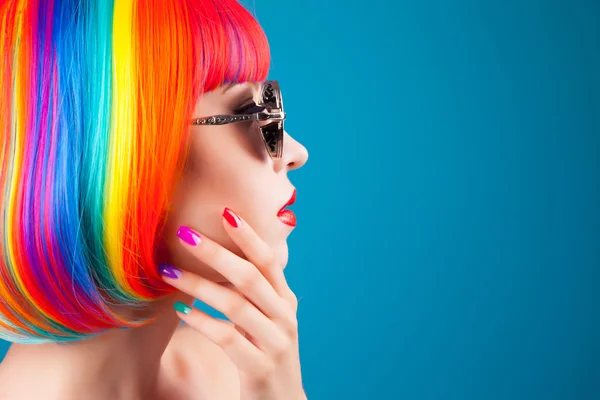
[177, 226, 202, 246]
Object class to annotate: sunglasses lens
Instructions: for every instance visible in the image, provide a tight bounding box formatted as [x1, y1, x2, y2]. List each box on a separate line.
[261, 81, 282, 110]
[259, 81, 284, 158]
[261, 121, 283, 158]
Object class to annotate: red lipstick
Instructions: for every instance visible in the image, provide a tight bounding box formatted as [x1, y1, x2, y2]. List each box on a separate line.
[277, 189, 296, 227]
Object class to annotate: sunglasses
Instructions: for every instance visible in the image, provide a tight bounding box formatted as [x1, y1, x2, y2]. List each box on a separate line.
[190, 80, 285, 158]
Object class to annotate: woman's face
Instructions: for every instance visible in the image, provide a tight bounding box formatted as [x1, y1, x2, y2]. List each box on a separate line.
[158, 82, 309, 282]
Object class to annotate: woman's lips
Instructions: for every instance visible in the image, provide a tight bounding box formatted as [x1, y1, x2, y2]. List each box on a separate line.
[277, 189, 297, 227]
[277, 210, 296, 227]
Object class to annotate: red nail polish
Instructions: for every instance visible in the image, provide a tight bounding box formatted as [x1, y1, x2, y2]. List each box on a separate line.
[223, 208, 242, 228]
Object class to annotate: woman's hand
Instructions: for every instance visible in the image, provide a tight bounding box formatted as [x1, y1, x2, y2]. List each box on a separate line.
[159, 208, 307, 400]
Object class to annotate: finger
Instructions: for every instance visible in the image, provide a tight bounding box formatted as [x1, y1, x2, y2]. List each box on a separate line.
[160, 265, 290, 354]
[175, 226, 291, 322]
[172, 300, 272, 375]
[222, 208, 296, 304]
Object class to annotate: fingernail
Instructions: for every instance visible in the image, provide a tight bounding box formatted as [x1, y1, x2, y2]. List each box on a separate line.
[158, 264, 182, 279]
[174, 301, 192, 315]
[177, 226, 202, 246]
[223, 208, 242, 228]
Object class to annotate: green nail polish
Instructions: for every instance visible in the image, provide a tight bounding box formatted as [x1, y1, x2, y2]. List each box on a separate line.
[174, 301, 192, 315]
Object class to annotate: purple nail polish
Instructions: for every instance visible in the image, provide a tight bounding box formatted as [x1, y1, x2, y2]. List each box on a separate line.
[177, 226, 202, 246]
[159, 264, 182, 279]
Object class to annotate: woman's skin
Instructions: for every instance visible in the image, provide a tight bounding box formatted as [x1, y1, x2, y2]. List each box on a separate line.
[0, 81, 309, 400]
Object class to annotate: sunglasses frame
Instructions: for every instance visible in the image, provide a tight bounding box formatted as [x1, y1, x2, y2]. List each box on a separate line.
[190, 80, 286, 158]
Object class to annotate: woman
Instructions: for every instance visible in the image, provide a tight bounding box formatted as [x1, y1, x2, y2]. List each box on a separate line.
[0, 0, 309, 399]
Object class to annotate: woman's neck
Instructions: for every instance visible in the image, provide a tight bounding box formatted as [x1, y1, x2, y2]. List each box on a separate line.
[0, 290, 194, 400]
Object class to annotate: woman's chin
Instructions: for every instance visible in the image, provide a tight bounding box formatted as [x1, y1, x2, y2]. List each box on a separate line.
[275, 242, 289, 270]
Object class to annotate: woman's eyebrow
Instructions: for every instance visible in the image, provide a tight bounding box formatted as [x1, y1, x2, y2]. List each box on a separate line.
[222, 82, 238, 93]
[223, 81, 260, 94]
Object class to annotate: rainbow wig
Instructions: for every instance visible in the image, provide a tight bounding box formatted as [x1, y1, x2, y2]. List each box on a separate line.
[0, 0, 270, 343]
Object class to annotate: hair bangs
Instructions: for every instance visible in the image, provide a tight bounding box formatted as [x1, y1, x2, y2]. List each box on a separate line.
[188, 0, 271, 93]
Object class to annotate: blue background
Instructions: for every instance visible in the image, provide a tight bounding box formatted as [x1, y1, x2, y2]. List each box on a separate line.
[2, 0, 599, 399]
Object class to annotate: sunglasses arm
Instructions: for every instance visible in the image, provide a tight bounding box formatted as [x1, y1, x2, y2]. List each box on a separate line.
[191, 111, 285, 126]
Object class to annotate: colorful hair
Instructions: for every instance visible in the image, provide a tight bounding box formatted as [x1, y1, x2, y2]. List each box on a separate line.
[0, 0, 270, 343]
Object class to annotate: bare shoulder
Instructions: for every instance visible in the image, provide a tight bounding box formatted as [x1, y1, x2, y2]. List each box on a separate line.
[158, 323, 240, 400]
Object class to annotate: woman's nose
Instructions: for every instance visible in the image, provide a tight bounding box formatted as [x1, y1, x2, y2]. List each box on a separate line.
[279, 130, 308, 172]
